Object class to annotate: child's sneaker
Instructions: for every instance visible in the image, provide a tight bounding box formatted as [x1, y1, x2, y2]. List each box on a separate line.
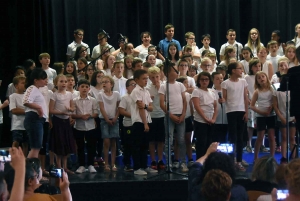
[145, 167, 158, 173]
[76, 166, 86, 174]
[134, 168, 147, 175]
[158, 160, 165, 170]
[172, 160, 180, 169]
[180, 163, 189, 172]
[235, 163, 246, 172]
[124, 164, 133, 172]
[151, 161, 157, 170]
[245, 145, 253, 153]
[241, 160, 249, 167]
[112, 165, 118, 172]
[88, 165, 97, 173]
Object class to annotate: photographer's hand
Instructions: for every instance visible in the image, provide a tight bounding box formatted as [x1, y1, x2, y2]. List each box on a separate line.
[59, 171, 73, 201]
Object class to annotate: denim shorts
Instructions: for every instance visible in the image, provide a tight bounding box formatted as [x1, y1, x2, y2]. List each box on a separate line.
[24, 112, 45, 149]
[100, 119, 119, 139]
[12, 130, 28, 143]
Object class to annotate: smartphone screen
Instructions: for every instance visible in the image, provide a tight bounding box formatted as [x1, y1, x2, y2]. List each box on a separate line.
[217, 143, 234, 153]
[277, 189, 289, 200]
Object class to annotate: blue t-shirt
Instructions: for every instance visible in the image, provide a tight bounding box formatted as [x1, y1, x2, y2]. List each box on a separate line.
[188, 162, 248, 201]
[158, 38, 182, 58]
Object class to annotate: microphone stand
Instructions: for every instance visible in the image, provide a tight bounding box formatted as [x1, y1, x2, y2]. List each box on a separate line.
[146, 59, 187, 180]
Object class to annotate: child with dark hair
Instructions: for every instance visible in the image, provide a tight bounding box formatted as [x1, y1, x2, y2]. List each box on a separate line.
[23, 59, 36, 72]
[199, 34, 218, 64]
[53, 62, 64, 75]
[66, 74, 80, 98]
[131, 69, 154, 175]
[91, 32, 115, 59]
[64, 61, 78, 85]
[221, 62, 248, 172]
[158, 24, 182, 58]
[74, 45, 89, 62]
[271, 30, 285, 56]
[135, 31, 153, 61]
[72, 79, 99, 173]
[219, 29, 243, 61]
[167, 42, 180, 64]
[66, 28, 90, 61]
[23, 68, 48, 158]
[118, 78, 136, 171]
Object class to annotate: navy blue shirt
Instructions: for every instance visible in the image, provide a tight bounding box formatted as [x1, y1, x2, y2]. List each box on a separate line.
[188, 162, 248, 201]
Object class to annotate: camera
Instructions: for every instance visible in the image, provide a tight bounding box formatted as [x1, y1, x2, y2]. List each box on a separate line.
[49, 168, 63, 178]
[217, 143, 234, 154]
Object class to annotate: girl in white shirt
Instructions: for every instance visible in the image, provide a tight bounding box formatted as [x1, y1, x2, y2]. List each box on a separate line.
[99, 76, 121, 172]
[285, 45, 299, 68]
[192, 72, 217, 159]
[167, 42, 180, 64]
[292, 23, 300, 48]
[240, 47, 254, 74]
[257, 47, 274, 79]
[250, 71, 276, 161]
[49, 74, 76, 174]
[245, 28, 264, 57]
[23, 68, 48, 158]
[124, 55, 134, 79]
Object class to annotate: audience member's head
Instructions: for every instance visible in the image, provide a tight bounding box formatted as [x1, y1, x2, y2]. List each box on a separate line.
[201, 169, 232, 201]
[200, 152, 235, 183]
[252, 155, 278, 183]
[285, 158, 300, 196]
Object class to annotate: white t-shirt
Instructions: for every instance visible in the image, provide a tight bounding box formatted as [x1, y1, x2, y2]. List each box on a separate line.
[199, 46, 218, 63]
[158, 82, 186, 114]
[262, 61, 272, 78]
[277, 44, 284, 56]
[23, 85, 48, 119]
[244, 75, 255, 100]
[70, 90, 80, 99]
[255, 89, 275, 117]
[155, 59, 163, 66]
[267, 55, 281, 73]
[135, 44, 151, 61]
[125, 69, 133, 79]
[89, 86, 103, 99]
[91, 44, 115, 59]
[130, 85, 152, 124]
[113, 76, 128, 97]
[44, 67, 57, 90]
[187, 76, 196, 88]
[212, 89, 228, 124]
[219, 41, 243, 57]
[292, 37, 300, 48]
[6, 83, 16, 98]
[66, 41, 90, 57]
[240, 60, 249, 74]
[119, 94, 133, 127]
[9, 93, 25, 130]
[273, 90, 294, 122]
[244, 42, 264, 57]
[39, 86, 52, 122]
[221, 79, 248, 113]
[146, 83, 165, 118]
[98, 91, 121, 119]
[51, 91, 73, 119]
[191, 88, 216, 123]
[271, 74, 279, 84]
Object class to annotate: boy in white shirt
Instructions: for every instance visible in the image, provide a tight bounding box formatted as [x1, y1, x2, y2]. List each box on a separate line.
[146, 67, 166, 170]
[183, 32, 201, 61]
[219, 29, 243, 61]
[159, 62, 187, 171]
[39, 53, 57, 90]
[118, 79, 136, 172]
[66, 29, 90, 61]
[199, 34, 218, 63]
[9, 76, 28, 156]
[130, 69, 154, 175]
[113, 61, 128, 97]
[66, 74, 80, 99]
[72, 79, 99, 173]
[266, 40, 281, 73]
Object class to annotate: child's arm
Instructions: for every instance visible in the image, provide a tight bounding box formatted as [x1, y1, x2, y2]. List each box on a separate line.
[221, 88, 227, 102]
[268, 63, 274, 81]
[137, 100, 149, 132]
[99, 101, 113, 125]
[23, 103, 43, 117]
[0, 100, 9, 110]
[273, 95, 286, 125]
[189, 99, 194, 116]
[211, 100, 218, 124]
[179, 91, 187, 123]
[11, 108, 25, 115]
[111, 101, 120, 125]
[192, 97, 211, 124]
[243, 86, 248, 121]
[119, 107, 131, 118]
[250, 90, 271, 116]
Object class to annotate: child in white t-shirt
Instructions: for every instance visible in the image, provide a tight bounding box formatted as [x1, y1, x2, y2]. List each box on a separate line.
[240, 47, 254, 75]
[39, 52, 57, 90]
[9, 76, 28, 156]
[266, 41, 281, 73]
[177, 59, 195, 93]
[221, 62, 248, 172]
[98, 76, 121, 172]
[159, 63, 187, 171]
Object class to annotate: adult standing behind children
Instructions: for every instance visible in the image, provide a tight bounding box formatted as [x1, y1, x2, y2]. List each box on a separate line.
[39, 53, 57, 90]
[91, 32, 115, 59]
[219, 29, 243, 61]
[23, 68, 48, 158]
[158, 24, 182, 58]
[66, 29, 90, 61]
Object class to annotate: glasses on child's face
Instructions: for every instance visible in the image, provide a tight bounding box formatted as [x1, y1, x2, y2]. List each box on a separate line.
[200, 78, 210, 82]
[129, 83, 136, 87]
[101, 81, 110, 84]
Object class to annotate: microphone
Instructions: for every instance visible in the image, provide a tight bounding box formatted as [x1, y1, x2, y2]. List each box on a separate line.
[218, 92, 223, 107]
[118, 33, 126, 43]
[101, 29, 110, 39]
